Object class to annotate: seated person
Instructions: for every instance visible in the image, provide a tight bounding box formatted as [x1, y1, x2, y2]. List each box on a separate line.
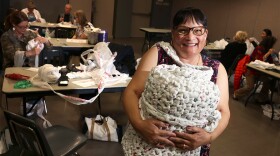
[263, 48, 279, 64]
[3, 8, 18, 31]
[233, 36, 277, 100]
[254, 48, 280, 103]
[21, 0, 44, 22]
[57, 4, 74, 24]
[220, 31, 247, 72]
[72, 10, 94, 39]
[1, 11, 51, 116]
[249, 28, 272, 47]
[1, 11, 50, 69]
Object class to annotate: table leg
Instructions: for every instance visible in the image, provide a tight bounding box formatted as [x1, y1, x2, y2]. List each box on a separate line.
[23, 97, 27, 117]
[142, 32, 151, 53]
[270, 89, 275, 120]
[269, 79, 279, 120]
[97, 95, 101, 114]
[245, 80, 262, 107]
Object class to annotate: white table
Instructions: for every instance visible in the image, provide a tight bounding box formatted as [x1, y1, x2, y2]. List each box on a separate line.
[245, 63, 280, 120]
[30, 22, 77, 38]
[41, 38, 95, 66]
[2, 67, 130, 116]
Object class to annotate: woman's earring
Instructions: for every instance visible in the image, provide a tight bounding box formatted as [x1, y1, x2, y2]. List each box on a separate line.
[12, 27, 15, 31]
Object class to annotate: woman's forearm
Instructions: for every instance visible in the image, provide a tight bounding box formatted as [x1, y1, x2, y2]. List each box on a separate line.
[122, 86, 143, 129]
[209, 108, 230, 142]
[210, 63, 230, 142]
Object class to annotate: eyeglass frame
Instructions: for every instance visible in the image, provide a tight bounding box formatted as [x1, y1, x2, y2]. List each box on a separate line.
[174, 26, 207, 36]
[15, 23, 30, 30]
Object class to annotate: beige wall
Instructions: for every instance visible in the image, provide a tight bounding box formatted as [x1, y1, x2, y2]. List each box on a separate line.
[131, 0, 152, 37]
[93, 0, 115, 38]
[70, 0, 92, 22]
[172, 0, 280, 49]
[70, 0, 115, 38]
[12, 0, 280, 49]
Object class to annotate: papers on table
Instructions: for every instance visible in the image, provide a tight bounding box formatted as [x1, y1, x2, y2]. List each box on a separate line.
[72, 79, 96, 87]
[250, 60, 280, 71]
[66, 39, 88, 43]
[57, 22, 75, 28]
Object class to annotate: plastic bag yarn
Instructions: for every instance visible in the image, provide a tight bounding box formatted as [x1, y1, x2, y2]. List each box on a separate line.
[26, 39, 44, 51]
[26, 39, 44, 67]
[81, 42, 113, 68]
[85, 115, 118, 142]
[38, 64, 61, 83]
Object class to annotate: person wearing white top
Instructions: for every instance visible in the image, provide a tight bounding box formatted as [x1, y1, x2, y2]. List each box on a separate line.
[21, 0, 45, 23]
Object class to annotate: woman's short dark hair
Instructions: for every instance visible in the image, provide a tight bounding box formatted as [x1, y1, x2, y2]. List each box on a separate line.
[172, 7, 207, 29]
[263, 29, 272, 36]
[259, 36, 277, 52]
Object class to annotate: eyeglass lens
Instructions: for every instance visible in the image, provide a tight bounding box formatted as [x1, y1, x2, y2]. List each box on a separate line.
[176, 26, 206, 36]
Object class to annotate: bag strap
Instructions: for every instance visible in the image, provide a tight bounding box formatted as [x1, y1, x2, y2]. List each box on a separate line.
[89, 118, 95, 139]
[103, 118, 111, 141]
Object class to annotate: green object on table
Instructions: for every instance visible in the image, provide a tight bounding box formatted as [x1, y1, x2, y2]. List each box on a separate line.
[14, 80, 32, 89]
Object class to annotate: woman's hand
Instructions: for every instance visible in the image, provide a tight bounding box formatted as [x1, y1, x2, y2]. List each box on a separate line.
[59, 17, 64, 22]
[35, 36, 49, 44]
[134, 118, 176, 148]
[169, 126, 211, 151]
[26, 46, 41, 57]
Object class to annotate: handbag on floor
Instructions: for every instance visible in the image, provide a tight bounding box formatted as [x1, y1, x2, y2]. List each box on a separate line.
[85, 115, 118, 142]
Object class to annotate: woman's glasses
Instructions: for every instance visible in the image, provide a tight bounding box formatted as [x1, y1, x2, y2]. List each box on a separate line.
[175, 26, 206, 36]
[16, 24, 29, 30]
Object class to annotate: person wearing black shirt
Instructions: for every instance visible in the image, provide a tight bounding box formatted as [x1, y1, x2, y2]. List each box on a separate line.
[220, 31, 247, 72]
[57, 4, 74, 23]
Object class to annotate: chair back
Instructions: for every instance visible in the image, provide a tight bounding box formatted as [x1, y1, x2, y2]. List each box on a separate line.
[108, 42, 137, 76]
[228, 54, 245, 79]
[55, 28, 69, 38]
[3, 110, 53, 156]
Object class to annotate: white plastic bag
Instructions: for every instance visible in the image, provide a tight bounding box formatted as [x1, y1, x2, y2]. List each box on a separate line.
[85, 115, 118, 142]
[0, 131, 8, 154]
[21, 98, 52, 128]
[0, 128, 12, 154]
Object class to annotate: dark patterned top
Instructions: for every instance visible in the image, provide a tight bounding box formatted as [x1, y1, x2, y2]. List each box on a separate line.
[156, 44, 220, 156]
[1, 29, 38, 69]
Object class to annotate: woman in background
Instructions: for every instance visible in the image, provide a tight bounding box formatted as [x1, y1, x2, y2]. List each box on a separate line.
[220, 30, 247, 72]
[21, 0, 44, 22]
[1, 11, 50, 69]
[72, 10, 94, 39]
[233, 36, 277, 100]
[249, 28, 272, 47]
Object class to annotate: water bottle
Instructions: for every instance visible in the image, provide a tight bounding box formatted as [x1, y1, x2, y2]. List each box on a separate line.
[98, 30, 108, 42]
[271, 53, 279, 64]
